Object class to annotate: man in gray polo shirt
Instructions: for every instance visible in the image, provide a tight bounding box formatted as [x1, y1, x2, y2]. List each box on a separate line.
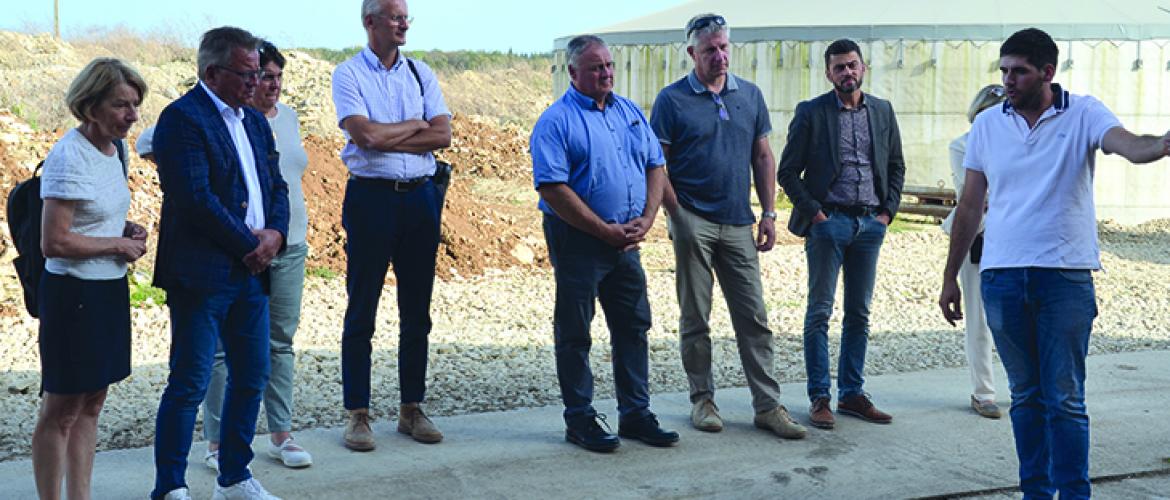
[650, 13, 806, 440]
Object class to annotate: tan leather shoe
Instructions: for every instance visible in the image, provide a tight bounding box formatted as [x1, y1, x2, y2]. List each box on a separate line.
[690, 399, 723, 432]
[398, 403, 443, 444]
[754, 405, 808, 439]
[809, 397, 835, 429]
[344, 408, 376, 451]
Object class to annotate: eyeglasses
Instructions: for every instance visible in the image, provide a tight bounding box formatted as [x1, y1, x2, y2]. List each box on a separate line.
[711, 93, 729, 121]
[216, 65, 264, 82]
[260, 72, 282, 83]
[987, 86, 1005, 97]
[686, 15, 726, 39]
[377, 13, 414, 25]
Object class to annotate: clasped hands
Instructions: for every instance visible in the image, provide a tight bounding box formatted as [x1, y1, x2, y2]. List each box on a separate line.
[602, 216, 654, 252]
[243, 229, 284, 275]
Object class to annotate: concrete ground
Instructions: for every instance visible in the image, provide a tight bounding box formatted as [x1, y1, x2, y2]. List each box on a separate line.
[1, 350, 1168, 499]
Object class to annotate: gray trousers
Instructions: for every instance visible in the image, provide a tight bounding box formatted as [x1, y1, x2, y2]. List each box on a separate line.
[203, 242, 307, 441]
[669, 205, 782, 413]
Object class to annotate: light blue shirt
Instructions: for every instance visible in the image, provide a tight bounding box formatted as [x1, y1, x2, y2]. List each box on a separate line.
[530, 85, 665, 224]
[331, 47, 451, 180]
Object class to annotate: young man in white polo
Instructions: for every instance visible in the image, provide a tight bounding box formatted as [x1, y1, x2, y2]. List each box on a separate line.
[939, 27, 1170, 499]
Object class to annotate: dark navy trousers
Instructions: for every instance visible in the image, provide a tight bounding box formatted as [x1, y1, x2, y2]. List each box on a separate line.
[543, 214, 653, 423]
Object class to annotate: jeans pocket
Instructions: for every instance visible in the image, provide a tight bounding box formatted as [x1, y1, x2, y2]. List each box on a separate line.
[980, 268, 997, 285]
[1057, 269, 1092, 283]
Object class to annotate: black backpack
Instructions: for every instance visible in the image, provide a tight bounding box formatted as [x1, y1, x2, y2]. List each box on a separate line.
[6, 139, 126, 317]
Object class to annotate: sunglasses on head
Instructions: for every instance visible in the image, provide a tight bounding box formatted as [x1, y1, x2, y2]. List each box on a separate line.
[686, 15, 726, 39]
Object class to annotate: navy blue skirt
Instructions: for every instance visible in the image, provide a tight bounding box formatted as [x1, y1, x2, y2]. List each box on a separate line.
[38, 271, 132, 394]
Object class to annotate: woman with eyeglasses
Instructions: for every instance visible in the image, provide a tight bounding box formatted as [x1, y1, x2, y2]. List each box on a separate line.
[941, 84, 1007, 420]
[200, 41, 314, 470]
[32, 57, 149, 499]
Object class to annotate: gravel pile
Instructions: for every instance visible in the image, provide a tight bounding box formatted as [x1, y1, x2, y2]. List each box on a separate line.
[3, 221, 1170, 461]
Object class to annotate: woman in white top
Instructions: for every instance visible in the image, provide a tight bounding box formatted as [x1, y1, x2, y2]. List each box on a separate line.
[941, 84, 1006, 419]
[202, 41, 314, 470]
[33, 58, 149, 499]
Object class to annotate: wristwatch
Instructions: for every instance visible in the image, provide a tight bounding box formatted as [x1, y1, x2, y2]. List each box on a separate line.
[761, 210, 778, 220]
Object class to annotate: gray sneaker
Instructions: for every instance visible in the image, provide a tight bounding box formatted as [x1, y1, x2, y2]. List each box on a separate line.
[970, 395, 1002, 419]
[754, 405, 808, 439]
[690, 399, 723, 432]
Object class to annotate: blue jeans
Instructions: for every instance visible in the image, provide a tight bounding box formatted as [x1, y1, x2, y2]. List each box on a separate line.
[543, 214, 653, 422]
[152, 275, 270, 498]
[981, 268, 1096, 500]
[802, 211, 886, 401]
[203, 242, 308, 441]
[341, 178, 441, 409]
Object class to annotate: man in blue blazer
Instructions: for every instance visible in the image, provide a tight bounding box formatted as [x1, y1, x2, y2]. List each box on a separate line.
[777, 38, 905, 432]
[149, 26, 289, 500]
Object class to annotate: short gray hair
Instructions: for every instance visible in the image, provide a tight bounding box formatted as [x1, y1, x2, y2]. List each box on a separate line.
[361, 0, 383, 19]
[196, 26, 261, 80]
[566, 35, 606, 69]
[686, 13, 730, 48]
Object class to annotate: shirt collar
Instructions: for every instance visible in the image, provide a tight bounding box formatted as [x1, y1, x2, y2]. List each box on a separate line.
[199, 80, 244, 120]
[834, 91, 867, 110]
[567, 84, 614, 110]
[361, 45, 404, 71]
[1002, 83, 1068, 116]
[686, 71, 739, 94]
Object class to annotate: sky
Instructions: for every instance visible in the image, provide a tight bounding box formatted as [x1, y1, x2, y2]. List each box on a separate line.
[2, 0, 689, 53]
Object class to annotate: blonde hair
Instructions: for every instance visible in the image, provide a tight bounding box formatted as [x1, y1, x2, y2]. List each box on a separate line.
[65, 58, 148, 123]
[967, 84, 1005, 124]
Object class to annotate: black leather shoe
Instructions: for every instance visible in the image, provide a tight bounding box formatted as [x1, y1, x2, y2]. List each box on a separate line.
[618, 413, 680, 447]
[565, 413, 620, 453]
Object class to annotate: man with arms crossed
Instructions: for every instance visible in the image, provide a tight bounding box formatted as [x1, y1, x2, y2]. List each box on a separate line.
[777, 39, 905, 430]
[940, 28, 1170, 499]
[649, 13, 805, 439]
[332, 0, 452, 451]
[530, 34, 678, 453]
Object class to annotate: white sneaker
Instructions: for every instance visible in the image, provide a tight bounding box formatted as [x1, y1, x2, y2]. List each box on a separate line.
[162, 487, 192, 500]
[267, 437, 313, 468]
[204, 448, 220, 472]
[211, 477, 281, 500]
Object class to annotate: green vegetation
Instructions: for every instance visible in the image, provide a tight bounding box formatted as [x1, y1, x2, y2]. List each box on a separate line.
[297, 47, 552, 73]
[306, 266, 339, 280]
[128, 272, 166, 307]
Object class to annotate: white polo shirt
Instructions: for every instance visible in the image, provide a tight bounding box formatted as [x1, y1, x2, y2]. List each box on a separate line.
[963, 85, 1120, 271]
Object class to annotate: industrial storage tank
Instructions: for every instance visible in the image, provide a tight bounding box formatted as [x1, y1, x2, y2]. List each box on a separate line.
[553, 0, 1170, 223]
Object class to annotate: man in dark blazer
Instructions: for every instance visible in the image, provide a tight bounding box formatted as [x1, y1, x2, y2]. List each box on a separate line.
[776, 38, 905, 432]
[149, 26, 288, 500]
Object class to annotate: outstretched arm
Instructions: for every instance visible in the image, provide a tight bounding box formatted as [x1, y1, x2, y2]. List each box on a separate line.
[1102, 127, 1170, 164]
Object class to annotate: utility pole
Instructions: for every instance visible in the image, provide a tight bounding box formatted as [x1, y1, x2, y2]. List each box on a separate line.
[54, 0, 60, 38]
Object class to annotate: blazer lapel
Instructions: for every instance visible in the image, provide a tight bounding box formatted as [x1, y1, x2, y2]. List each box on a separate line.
[822, 93, 842, 174]
[193, 85, 243, 174]
[243, 114, 271, 202]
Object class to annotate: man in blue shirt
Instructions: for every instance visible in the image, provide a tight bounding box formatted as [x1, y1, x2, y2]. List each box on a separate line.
[331, 0, 451, 451]
[530, 34, 678, 453]
[650, 13, 806, 440]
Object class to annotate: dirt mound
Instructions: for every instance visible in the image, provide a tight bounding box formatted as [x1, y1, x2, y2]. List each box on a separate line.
[300, 133, 545, 281]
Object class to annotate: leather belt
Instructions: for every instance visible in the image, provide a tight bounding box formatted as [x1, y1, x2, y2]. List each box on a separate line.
[822, 203, 877, 217]
[349, 174, 432, 192]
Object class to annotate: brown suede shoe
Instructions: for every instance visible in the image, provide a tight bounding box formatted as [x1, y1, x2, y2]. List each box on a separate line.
[809, 397, 835, 429]
[838, 393, 893, 424]
[398, 403, 443, 444]
[344, 408, 376, 451]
